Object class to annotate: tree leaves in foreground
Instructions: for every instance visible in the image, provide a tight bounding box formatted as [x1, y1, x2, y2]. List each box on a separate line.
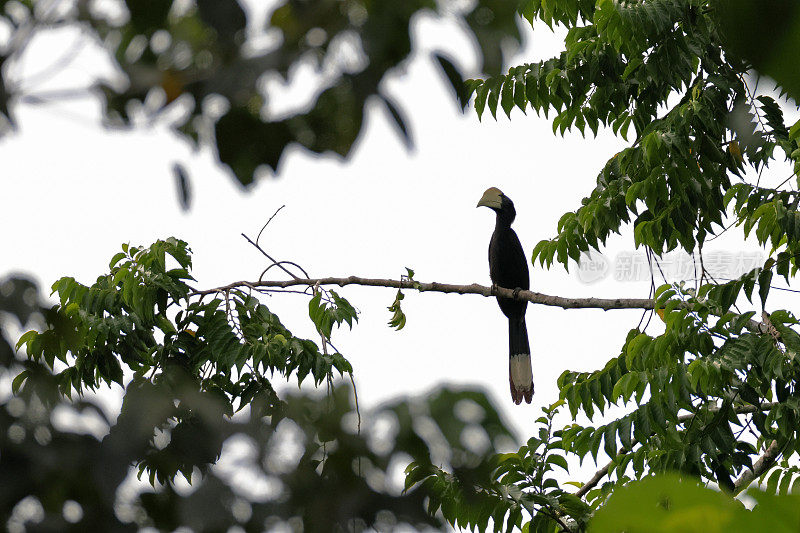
[591, 474, 800, 533]
[3, 243, 517, 531]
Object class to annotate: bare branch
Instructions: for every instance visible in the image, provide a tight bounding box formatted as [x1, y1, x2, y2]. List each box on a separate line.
[190, 274, 770, 339]
[256, 205, 285, 246]
[192, 277, 767, 335]
[260, 261, 312, 282]
[575, 402, 779, 498]
[241, 233, 309, 280]
[193, 276, 656, 310]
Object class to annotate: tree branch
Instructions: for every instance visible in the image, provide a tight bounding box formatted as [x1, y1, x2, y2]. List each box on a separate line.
[733, 439, 782, 496]
[575, 402, 779, 498]
[192, 278, 772, 339]
[193, 276, 656, 311]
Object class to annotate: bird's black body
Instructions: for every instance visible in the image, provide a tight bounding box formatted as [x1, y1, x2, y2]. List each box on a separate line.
[478, 187, 533, 404]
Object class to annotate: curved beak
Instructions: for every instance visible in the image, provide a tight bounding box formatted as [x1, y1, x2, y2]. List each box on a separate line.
[477, 187, 503, 209]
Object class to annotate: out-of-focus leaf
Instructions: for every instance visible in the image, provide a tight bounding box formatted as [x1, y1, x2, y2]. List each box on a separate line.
[720, 1, 800, 102]
[379, 93, 413, 149]
[173, 162, 191, 210]
[433, 53, 468, 111]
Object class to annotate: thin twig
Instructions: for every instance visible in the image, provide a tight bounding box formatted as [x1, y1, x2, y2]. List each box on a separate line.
[349, 372, 361, 435]
[637, 248, 657, 331]
[260, 261, 312, 282]
[252, 288, 320, 297]
[706, 221, 735, 242]
[256, 205, 285, 247]
[241, 233, 305, 280]
[539, 508, 570, 532]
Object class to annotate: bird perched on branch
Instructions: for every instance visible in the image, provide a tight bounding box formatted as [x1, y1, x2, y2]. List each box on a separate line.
[477, 187, 533, 404]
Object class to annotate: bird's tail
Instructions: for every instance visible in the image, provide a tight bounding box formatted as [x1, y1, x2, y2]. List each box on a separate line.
[508, 317, 533, 404]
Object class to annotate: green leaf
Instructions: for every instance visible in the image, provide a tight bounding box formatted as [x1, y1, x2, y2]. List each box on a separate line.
[648, 401, 667, 432]
[501, 77, 515, 118]
[618, 416, 632, 450]
[109, 251, 127, 268]
[591, 474, 761, 532]
[759, 260, 774, 307]
[387, 290, 407, 330]
[474, 82, 489, 121]
[622, 57, 643, 80]
[612, 371, 639, 404]
[513, 77, 527, 113]
[488, 88, 499, 119]
[547, 454, 569, 471]
[604, 422, 618, 457]
[15, 330, 38, 352]
[634, 406, 651, 443]
[11, 370, 28, 394]
[626, 333, 650, 367]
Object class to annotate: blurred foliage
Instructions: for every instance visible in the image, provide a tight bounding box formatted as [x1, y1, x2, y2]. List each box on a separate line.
[590, 474, 800, 533]
[719, 0, 800, 104]
[0, 276, 40, 367]
[406, 400, 593, 532]
[1, 275, 133, 530]
[0, 0, 522, 186]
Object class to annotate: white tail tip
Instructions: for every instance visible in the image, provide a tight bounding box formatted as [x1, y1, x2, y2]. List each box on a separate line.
[509, 353, 533, 404]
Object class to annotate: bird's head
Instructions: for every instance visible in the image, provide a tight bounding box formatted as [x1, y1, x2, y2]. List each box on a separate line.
[477, 187, 516, 222]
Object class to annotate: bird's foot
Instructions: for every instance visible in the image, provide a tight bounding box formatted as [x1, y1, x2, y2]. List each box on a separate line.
[491, 283, 499, 296]
[512, 287, 522, 300]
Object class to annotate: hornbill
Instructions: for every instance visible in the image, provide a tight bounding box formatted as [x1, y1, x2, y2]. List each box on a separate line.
[477, 187, 533, 404]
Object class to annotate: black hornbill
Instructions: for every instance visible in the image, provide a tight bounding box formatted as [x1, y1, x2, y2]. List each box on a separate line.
[477, 187, 533, 404]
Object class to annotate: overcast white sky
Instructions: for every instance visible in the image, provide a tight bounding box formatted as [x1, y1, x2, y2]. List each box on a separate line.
[2, 2, 794, 490]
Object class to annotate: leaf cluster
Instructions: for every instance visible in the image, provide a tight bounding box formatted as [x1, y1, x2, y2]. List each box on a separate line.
[465, 1, 800, 272]
[13, 238, 361, 482]
[3, 244, 520, 531]
[552, 278, 800, 501]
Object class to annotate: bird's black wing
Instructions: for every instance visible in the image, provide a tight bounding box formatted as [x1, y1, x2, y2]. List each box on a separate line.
[489, 227, 529, 318]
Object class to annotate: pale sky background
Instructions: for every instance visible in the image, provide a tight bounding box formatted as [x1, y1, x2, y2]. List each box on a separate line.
[2, 0, 795, 500]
